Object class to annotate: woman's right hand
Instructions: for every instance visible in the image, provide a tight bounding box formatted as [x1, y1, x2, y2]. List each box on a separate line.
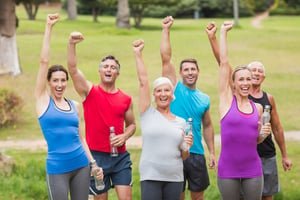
[47, 13, 59, 26]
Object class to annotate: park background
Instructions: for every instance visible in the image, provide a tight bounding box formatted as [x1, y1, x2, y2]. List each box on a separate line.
[0, 1, 300, 199]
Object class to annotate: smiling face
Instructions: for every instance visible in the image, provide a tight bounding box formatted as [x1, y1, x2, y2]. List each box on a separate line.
[248, 62, 265, 87]
[179, 61, 199, 88]
[153, 83, 174, 110]
[48, 71, 68, 99]
[99, 59, 120, 85]
[233, 69, 252, 97]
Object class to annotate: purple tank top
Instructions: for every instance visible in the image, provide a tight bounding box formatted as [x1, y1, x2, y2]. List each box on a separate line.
[218, 96, 262, 178]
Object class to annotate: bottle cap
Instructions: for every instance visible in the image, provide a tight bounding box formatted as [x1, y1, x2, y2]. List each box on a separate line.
[110, 126, 115, 132]
[188, 118, 193, 122]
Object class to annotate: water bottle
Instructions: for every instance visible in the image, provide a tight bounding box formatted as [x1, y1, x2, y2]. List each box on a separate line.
[259, 105, 271, 138]
[182, 118, 193, 151]
[90, 160, 105, 190]
[110, 126, 118, 157]
[186, 118, 193, 135]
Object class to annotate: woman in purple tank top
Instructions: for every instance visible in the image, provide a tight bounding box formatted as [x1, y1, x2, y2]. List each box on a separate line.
[216, 21, 271, 200]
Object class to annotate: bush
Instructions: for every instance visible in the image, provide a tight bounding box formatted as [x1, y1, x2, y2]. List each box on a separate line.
[0, 88, 23, 128]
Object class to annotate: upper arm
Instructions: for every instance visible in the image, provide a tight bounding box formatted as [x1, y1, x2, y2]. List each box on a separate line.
[268, 94, 283, 133]
[218, 62, 233, 118]
[69, 69, 93, 99]
[202, 108, 213, 129]
[125, 101, 136, 128]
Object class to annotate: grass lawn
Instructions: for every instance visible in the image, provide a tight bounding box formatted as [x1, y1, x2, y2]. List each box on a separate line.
[0, 4, 299, 200]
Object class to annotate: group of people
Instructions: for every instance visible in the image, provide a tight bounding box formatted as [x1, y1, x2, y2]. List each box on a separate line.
[35, 13, 292, 200]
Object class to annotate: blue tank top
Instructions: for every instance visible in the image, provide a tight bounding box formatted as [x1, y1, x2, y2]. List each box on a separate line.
[218, 96, 262, 178]
[38, 97, 88, 174]
[170, 81, 210, 155]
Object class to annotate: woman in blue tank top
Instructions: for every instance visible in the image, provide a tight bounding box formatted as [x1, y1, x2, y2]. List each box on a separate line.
[35, 13, 102, 200]
[217, 21, 271, 200]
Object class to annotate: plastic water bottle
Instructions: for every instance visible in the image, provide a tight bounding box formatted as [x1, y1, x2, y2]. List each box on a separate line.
[110, 126, 118, 157]
[259, 105, 271, 138]
[186, 118, 193, 135]
[90, 160, 105, 190]
[181, 118, 193, 151]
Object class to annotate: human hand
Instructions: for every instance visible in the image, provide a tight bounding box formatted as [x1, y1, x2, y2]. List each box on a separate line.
[69, 31, 84, 44]
[208, 154, 217, 170]
[282, 158, 292, 171]
[92, 166, 104, 180]
[206, 21, 217, 39]
[110, 133, 127, 147]
[132, 39, 144, 54]
[162, 16, 174, 30]
[184, 132, 194, 148]
[47, 13, 59, 26]
[221, 21, 234, 33]
[261, 122, 271, 137]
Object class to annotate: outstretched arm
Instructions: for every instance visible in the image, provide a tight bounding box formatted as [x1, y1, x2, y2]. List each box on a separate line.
[219, 21, 234, 118]
[207, 21, 233, 89]
[268, 94, 292, 171]
[67, 32, 92, 99]
[160, 16, 177, 86]
[35, 13, 59, 116]
[206, 21, 220, 65]
[132, 39, 151, 114]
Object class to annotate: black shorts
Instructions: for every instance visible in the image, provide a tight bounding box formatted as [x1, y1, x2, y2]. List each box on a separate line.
[89, 151, 132, 195]
[183, 153, 210, 192]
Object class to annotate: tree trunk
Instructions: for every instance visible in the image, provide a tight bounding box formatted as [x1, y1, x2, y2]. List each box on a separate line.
[233, 0, 239, 25]
[0, 0, 21, 76]
[116, 0, 131, 29]
[67, 0, 77, 20]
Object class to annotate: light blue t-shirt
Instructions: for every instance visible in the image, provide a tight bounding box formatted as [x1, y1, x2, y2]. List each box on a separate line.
[170, 81, 210, 155]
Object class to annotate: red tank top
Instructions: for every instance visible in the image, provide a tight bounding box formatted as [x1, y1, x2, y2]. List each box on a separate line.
[83, 85, 131, 153]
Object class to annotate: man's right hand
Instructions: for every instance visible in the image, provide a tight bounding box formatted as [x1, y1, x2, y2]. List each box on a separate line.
[162, 16, 174, 30]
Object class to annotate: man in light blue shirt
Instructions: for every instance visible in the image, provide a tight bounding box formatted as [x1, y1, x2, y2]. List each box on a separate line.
[160, 16, 216, 200]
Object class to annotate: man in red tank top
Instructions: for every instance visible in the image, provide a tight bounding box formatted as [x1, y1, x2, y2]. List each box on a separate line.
[67, 32, 136, 200]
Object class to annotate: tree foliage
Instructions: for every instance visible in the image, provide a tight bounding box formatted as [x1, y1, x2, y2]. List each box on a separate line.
[16, 0, 60, 20]
[77, 0, 116, 22]
[129, 0, 179, 27]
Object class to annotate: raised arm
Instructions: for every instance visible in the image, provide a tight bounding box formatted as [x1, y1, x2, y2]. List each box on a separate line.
[132, 39, 151, 114]
[67, 32, 92, 99]
[35, 13, 59, 116]
[219, 21, 234, 118]
[206, 21, 220, 65]
[160, 16, 177, 86]
[268, 94, 292, 171]
[207, 21, 233, 89]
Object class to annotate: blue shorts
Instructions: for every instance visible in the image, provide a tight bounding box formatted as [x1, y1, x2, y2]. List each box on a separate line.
[183, 153, 210, 192]
[89, 151, 132, 195]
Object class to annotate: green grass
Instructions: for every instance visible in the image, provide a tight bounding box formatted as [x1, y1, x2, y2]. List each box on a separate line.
[0, 5, 300, 199]
[1, 142, 300, 199]
[1, 7, 300, 140]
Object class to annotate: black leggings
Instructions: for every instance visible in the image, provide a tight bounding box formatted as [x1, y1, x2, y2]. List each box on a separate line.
[217, 177, 263, 200]
[141, 180, 183, 200]
[46, 166, 90, 200]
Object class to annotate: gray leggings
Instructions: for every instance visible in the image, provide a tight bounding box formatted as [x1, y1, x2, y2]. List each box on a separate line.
[217, 177, 263, 200]
[46, 166, 90, 200]
[141, 180, 183, 200]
